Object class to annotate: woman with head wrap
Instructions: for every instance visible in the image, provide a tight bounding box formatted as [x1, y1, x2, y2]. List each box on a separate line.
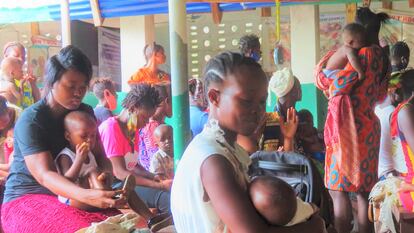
[315, 7, 389, 233]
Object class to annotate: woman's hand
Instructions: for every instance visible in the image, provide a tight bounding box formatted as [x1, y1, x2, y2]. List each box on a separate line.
[81, 189, 127, 209]
[279, 107, 299, 140]
[159, 179, 173, 191]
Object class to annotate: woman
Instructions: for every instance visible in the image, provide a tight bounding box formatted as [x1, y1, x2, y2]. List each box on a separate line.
[128, 42, 170, 85]
[1, 46, 125, 233]
[0, 96, 21, 178]
[99, 84, 172, 214]
[188, 78, 208, 137]
[137, 84, 172, 171]
[315, 8, 389, 233]
[237, 68, 301, 154]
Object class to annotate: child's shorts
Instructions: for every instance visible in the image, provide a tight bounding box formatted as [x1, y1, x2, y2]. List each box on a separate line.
[322, 69, 340, 80]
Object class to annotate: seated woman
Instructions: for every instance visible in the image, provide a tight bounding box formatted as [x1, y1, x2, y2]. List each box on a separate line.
[0, 96, 21, 179]
[2, 46, 126, 233]
[99, 84, 172, 214]
[171, 52, 325, 232]
[128, 42, 170, 85]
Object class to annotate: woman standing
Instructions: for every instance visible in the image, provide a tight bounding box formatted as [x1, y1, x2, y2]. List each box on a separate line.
[2, 46, 125, 233]
[315, 8, 389, 233]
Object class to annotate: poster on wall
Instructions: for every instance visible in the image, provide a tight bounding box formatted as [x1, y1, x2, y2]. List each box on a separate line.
[98, 27, 121, 90]
[319, 14, 346, 58]
[27, 46, 48, 85]
[380, 19, 402, 46]
[403, 23, 414, 68]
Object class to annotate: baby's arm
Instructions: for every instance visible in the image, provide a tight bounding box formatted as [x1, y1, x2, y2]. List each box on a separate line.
[57, 144, 89, 182]
[344, 46, 365, 80]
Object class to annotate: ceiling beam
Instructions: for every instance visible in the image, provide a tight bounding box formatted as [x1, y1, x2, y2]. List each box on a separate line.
[211, 3, 223, 24]
[90, 0, 104, 27]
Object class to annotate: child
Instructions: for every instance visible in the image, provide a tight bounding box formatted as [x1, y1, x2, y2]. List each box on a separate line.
[91, 77, 118, 125]
[296, 110, 325, 159]
[325, 23, 366, 81]
[249, 176, 316, 226]
[56, 111, 171, 231]
[149, 124, 174, 180]
[0, 57, 37, 109]
[0, 57, 24, 106]
[171, 52, 325, 232]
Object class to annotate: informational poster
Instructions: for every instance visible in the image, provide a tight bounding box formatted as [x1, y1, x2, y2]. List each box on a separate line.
[98, 27, 121, 90]
[27, 46, 48, 85]
[319, 14, 346, 57]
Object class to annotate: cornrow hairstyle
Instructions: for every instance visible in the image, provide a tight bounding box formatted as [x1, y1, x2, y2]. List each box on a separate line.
[0, 96, 8, 116]
[44, 45, 92, 95]
[239, 34, 260, 55]
[91, 77, 116, 100]
[399, 69, 414, 100]
[143, 42, 164, 64]
[3, 41, 25, 57]
[391, 41, 410, 61]
[203, 51, 264, 96]
[122, 84, 161, 111]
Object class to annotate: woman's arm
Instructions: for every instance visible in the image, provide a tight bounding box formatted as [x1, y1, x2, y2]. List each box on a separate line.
[92, 132, 113, 174]
[399, 106, 414, 158]
[109, 156, 168, 190]
[201, 155, 326, 233]
[25, 151, 126, 209]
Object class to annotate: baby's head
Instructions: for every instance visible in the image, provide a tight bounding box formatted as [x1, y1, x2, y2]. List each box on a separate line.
[203, 51, 268, 137]
[342, 23, 367, 50]
[1, 57, 24, 80]
[249, 176, 297, 225]
[153, 124, 173, 155]
[64, 111, 97, 150]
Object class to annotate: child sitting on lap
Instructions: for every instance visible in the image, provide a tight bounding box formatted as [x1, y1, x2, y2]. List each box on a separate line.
[249, 176, 316, 226]
[56, 111, 163, 226]
[149, 124, 174, 180]
[325, 23, 366, 81]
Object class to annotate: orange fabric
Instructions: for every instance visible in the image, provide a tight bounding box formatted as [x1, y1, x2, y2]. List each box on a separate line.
[128, 67, 170, 85]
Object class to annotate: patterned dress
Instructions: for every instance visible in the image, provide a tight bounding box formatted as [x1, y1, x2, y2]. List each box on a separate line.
[315, 45, 388, 192]
[128, 67, 170, 85]
[391, 100, 414, 211]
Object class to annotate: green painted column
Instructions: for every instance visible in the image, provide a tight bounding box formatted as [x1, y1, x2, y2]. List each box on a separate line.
[168, 0, 191, 168]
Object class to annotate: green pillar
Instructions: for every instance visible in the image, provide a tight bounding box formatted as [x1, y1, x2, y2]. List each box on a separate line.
[168, 0, 191, 168]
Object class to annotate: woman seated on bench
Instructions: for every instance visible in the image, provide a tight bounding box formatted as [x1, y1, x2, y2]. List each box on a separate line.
[2, 46, 125, 233]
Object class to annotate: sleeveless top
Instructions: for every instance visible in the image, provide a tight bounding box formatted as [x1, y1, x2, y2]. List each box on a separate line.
[171, 119, 251, 233]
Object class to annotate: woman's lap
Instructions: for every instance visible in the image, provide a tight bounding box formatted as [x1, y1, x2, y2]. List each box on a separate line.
[1, 194, 120, 233]
[134, 185, 170, 213]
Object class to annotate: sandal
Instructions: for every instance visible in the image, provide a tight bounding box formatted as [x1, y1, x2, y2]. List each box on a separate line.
[147, 212, 173, 232]
[122, 175, 136, 196]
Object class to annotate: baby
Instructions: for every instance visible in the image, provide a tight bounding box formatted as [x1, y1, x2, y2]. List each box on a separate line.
[0, 57, 24, 106]
[149, 124, 174, 180]
[249, 176, 316, 226]
[325, 23, 367, 81]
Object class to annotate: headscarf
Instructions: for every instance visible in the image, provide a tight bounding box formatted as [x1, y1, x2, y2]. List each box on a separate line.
[268, 67, 294, 98]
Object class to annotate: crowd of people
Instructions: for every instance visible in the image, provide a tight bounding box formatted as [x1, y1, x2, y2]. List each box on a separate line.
[0, 6, 412, 233]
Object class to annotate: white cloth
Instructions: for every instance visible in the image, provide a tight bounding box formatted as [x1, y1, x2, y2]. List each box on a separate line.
[286, 198, 315, 226]
[375, 104, 396, 177]
[171, 119, 251, 233]
[55, 147, 98, 204]
[268, 67, 294, 98]
[149, 149, 174, 179]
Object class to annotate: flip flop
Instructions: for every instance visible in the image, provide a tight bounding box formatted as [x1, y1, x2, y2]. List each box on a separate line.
[147, 212, 173, 233]
[122, 175, 136, 196]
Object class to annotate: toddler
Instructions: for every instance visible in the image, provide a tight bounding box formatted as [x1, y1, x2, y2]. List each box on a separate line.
[91, 77, 118, 126]
[249, 176, 316, 226]
[55, 111, 157, 222]
[325, 23, 366, 81]
[0, 57, 24, 106]
[149, 124, 174, 180]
